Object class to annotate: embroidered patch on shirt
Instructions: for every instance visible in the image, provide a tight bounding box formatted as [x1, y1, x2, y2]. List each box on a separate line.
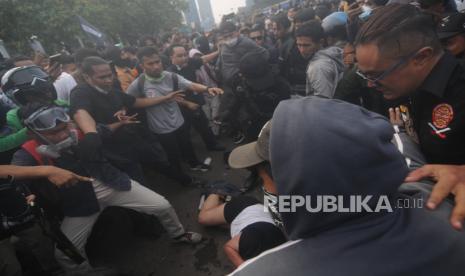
[432, 103, 454, 129]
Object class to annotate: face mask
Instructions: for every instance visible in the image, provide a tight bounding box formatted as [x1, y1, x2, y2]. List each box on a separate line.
[91, 84, 109, 95]
[226, 37, 238, 47]
[36, 129, 79, 159]
[359, 5, 373, 20]
[363, 5, 373, 12]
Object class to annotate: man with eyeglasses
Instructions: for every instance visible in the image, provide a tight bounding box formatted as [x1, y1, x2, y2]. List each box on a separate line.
[249, 24, 279, 66]
[355, 4, 465, 230]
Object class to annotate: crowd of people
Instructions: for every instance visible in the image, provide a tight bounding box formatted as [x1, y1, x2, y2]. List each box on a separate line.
[2, 0, 465, 275]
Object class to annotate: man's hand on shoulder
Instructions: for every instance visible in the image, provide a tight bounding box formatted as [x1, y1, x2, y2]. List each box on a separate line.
[405, 164, 465, 231]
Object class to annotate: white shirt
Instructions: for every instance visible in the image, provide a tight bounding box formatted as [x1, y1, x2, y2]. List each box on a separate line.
[54, 72, 77, 103]
[230, 204, 275, 237]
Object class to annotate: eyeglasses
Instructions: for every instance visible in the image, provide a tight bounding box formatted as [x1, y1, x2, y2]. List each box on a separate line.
[24, 106, 70, 132]
[356, 49, 420, 87]
[250, 36, 263, 41]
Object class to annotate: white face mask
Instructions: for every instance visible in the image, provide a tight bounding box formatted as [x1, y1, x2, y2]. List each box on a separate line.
[361, 5, 372, 13]
[226, 37, 238, 47]
[91, 84, 109, 95]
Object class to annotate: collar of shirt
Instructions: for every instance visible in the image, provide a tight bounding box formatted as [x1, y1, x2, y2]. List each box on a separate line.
[145, 72, 166, 83]
[417, 51, 458, 98]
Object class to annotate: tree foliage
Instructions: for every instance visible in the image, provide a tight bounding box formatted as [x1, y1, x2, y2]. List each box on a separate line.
[0, 0, 187, 54]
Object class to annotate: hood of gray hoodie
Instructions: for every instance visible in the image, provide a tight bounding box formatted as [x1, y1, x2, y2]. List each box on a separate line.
[270, 96, 408, 239]
[230, 97, 465, 276]
[311, 46, 345, 73]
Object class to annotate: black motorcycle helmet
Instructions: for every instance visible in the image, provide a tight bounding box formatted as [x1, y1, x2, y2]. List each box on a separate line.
[1, 65, 57, 106]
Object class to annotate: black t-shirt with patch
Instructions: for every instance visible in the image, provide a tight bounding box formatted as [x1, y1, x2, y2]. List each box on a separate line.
[410, 52, 465, 164]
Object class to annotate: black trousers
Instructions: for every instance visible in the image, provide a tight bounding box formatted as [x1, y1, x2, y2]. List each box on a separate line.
[157, 123, 200, 172]
[105, 131, 191, 185]
[181, 106, 217, 148]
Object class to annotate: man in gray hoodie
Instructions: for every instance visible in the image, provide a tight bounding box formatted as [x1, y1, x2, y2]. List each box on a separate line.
[216, 21, 269, 87]
[230, 97, 465, 276]
[295, 21, 345, 98]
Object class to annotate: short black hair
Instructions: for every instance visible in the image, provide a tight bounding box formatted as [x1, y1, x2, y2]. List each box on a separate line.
[139, 35, 157, 47]
[122, 46, 137, 55]
[315, 4, 331, 20]
[294, 8, 316, 23]
[167, 44, 185, 57]
[81, 56, 108, 76]
[136, 46, 159, 62]
[326, 24, 348, 41]
[60, 54, 75, 65]
[251, 23, 265, 32]
[74, 48, 99, 65]
[295, 21, 325, 42]
[272, 13, 291, 29]
[104, 46, 122, 62]
[219, 21, 237, 35]
[355, 4, 441, 59]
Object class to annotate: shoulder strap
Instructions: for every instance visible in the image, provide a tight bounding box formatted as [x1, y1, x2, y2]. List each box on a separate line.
[22, 140, 53, 166]
[172, 73, 179, 91]
[137, 73, 146, 95]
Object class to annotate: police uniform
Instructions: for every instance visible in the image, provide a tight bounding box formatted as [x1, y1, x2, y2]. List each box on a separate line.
[407, 52, 465, 164]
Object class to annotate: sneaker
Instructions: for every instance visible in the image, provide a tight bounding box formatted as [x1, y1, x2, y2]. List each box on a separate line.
[190, 164, 210, 172]
[174, 231, 202, 244]
[233, 132, 245, 144]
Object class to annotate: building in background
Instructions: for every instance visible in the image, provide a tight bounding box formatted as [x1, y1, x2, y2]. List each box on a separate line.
[185, 0, 202, 31]
[197, 0, 216, 31]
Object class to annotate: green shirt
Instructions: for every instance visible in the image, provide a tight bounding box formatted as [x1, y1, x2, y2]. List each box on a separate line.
[0, 99, 68, 152]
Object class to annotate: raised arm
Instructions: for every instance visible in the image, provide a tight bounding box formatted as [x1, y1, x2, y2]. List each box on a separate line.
[133, 91, 185, 108]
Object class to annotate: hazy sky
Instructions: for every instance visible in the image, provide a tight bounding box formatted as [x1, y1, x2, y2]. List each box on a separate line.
[210, 0, 246, 23]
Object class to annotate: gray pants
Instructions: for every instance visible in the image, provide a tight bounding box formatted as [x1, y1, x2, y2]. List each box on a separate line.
[56, 180, 185, 274]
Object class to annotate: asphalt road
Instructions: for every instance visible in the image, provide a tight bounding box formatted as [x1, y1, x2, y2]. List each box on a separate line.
[86, 134, 254, 276]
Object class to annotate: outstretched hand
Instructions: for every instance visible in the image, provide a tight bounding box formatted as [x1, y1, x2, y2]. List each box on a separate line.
[44, 166, 93, 187]
[405, 164, 465, 231]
